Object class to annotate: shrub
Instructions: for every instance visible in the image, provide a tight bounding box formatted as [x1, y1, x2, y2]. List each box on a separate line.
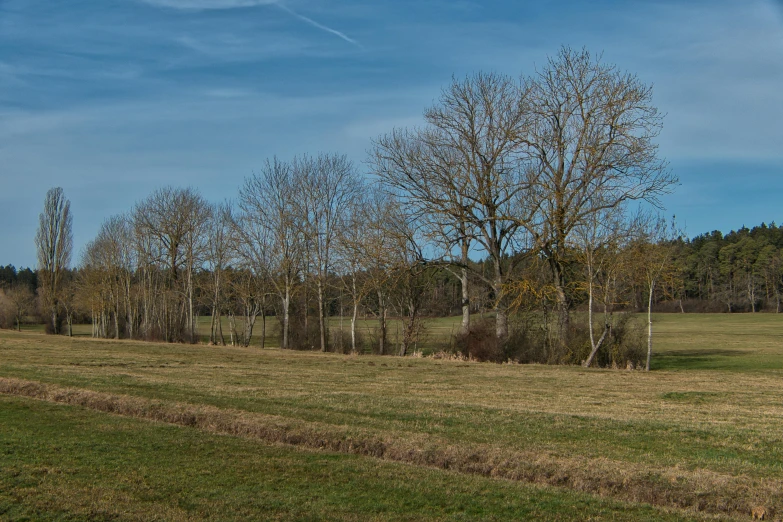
[330, 326, 366, 354]
[453, 318, 503, 362]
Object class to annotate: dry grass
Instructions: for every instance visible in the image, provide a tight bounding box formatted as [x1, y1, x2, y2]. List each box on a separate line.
[2, 314, 783, 519]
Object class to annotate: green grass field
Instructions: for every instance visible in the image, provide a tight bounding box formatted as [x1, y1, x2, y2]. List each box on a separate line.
[20, 313, 487, 353]
[2, 313, 782, 520]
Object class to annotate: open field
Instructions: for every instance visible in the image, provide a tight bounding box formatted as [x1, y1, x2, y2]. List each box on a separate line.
[16, 313, 490, 352]
[1, 313, 783, 519]
[20, 312, 783, 368]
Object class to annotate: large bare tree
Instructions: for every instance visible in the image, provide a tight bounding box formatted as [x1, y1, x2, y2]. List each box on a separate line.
[372, 72, 534, 341]
[36, 187, 72, 334]
[523, 47, 676, 339]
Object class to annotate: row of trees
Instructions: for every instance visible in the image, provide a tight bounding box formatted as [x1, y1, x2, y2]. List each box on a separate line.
[8, 47, 707, 369]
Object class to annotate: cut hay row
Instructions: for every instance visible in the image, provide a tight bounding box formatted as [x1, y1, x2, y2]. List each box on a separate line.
[1, 376, 777, 520]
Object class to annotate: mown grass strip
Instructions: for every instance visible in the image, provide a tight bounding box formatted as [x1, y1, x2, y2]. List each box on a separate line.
[1, 394, 715, 522]
[0, 376, 775, 519]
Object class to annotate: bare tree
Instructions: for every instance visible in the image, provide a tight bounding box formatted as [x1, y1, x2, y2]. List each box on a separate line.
[238, 158, 303, 349]
[133, 187, 211, 342]
[334, 186, 379, 354]
[36, 187, 73, 334]
[523, 47, 677, 341]
[372, 72, 534, 341]
[628, 215, 681, 371]
[356, 186, 401, 355]
[80, 215, 136, 339]
[293, 153, 362, 352]
[386, 213, 436, 356]
[3, 284, 35, 331]
[205, 202, 235, 345]
[575, 205, 629, 367]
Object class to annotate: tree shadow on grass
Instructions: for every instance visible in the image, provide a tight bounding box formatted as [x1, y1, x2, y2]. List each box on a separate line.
[661, 349, 746, 358]
[655, 349, 752, 371]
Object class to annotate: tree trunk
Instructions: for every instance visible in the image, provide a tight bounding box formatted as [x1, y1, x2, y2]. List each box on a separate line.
[187, 267, 195, 342]
[460, 265, 470, 334]
[646, 281, 654, 372]
[584, 262, 608, 368]
[460, 240, 470, 334]
[317, 279, 327, 352]
[114, 300, 120, 340]
[377, 289, 387, 355]
[260, 307, 266, 349]
[493, 267, 508, 341]
[217, 310, 225, 345]
[243, 310, 256, 347]
[351, 301, 358, 354]
[210, 305, 217, 344]
[549, 258, 569, 342]
[282, 286, 291, 350]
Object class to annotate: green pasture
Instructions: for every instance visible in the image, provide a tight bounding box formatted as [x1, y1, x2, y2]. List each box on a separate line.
[0, 395, 699, 521]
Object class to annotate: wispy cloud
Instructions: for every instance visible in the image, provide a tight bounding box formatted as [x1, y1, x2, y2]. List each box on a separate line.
[276, 3, 362, 48]
[137, 0, 276, 9]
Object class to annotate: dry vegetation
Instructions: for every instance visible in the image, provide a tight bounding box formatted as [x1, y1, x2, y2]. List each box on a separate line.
[2, 313, 783, 520]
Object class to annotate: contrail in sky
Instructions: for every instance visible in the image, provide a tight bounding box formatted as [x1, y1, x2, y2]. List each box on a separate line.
[136, 0, 361, 47]
[276, 3, 362, 48]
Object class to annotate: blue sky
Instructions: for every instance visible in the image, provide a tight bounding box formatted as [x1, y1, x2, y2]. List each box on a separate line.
[1, 0, 782, 268]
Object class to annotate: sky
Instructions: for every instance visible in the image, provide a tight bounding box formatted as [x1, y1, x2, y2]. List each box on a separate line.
[1, 0, 782, 268]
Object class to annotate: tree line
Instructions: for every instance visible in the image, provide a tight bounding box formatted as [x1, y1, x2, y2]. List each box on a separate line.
[12, 47, 772, 369]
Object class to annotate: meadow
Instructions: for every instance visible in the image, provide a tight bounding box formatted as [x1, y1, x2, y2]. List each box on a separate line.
[1, 313, 782, 520]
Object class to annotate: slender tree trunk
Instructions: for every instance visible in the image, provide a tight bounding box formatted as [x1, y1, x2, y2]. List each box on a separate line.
[350, 274, 359, 353]
[188, 267, 195, 342]
[282, 284, 291, 350]
[584, 261, 608, 368]
[646, 281, 654, 372]
[260, 306, 266, 349]
[243, 307, 256, 347]
[460, 240, 470, 334]
[351, 301, 358, 354]
[460, 265, 470, 334]
[400, 300, 417, 357]
[217, 310, 225, 345]
[317, 279, 327, 352]
[377, 289, 387, 355]
[114, 297, 120, 340]
[210, 306, 217, 344]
